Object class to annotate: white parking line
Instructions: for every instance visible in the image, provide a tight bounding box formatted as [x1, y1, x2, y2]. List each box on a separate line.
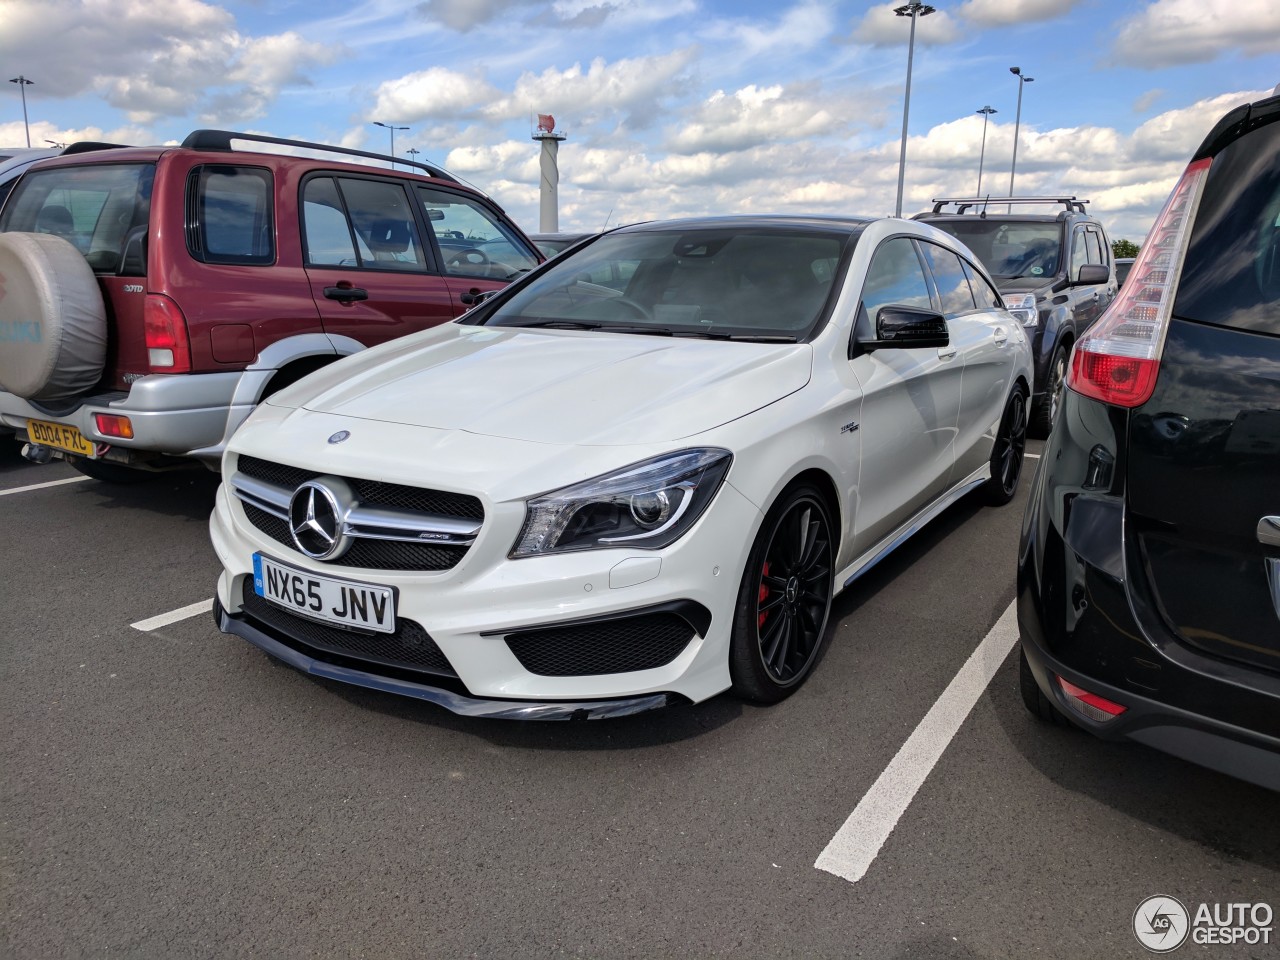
[0, 476, 91, 497]
[131, 599, 213, 632]
[1025, 452, 1042, 459]
[814, 600, 1019, 884]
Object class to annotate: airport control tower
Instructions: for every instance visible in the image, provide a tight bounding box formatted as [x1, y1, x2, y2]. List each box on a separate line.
[532, 113, 567, 233]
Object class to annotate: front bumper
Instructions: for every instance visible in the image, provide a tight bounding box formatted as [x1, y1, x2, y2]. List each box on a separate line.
[0, 372, 250, 464]
[210, 467, 762, 713]
[215, 598, 684, 720]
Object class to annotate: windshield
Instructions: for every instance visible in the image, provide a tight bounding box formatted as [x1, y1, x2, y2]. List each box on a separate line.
[482, 227, 848, 341]
[928, 220, 1062, 279]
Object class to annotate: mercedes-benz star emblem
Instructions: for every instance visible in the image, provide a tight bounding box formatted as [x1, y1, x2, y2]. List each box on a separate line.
[288, 480, 350, 560]
[328, 430, 351, 444]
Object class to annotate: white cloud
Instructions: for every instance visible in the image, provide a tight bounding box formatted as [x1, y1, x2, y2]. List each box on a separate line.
[1, 0, 337, 125]
[852, 3, 963, 46]
[665, 84, 850, 154]
[703, 2, 836, 60]
[958, 0, 1083, 27]
[1113, 0, 1280, 68]
[371, 68, 504, 123]
[1133, 89, 1166, 113]
[416, 0, 538, 32]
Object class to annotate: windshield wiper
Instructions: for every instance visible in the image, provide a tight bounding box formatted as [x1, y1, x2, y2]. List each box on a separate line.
[502, 319, 602, 330]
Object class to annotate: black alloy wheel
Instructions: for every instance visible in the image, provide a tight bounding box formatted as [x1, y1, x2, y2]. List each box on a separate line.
[730, 485, 835, 702]
[1033, 342, 1070, 437]
[985, 387, 1028, 506]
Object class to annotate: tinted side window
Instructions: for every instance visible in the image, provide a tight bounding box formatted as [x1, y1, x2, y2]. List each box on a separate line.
[1069, 227, 1089, 280]
[960, 258, 1002, 309]
[302, 177, 361, 267]
[190, 165, 273, 265]
[416, 186, 540, 280]
[336, 178, 425, 272]
[858, 237, 933, 332]
[1174, 118, 1280, 335]
[1085, 227, 1107, 267]
[919, 242, 977, 316]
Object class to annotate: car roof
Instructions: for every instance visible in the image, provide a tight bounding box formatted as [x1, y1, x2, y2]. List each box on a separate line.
[614, 214, 875, 236]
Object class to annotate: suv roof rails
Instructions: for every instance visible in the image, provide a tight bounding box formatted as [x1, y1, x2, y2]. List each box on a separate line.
[929, 196, 1089, 215]
[61, 141, 130, 156]
[180, 129, 459, 184]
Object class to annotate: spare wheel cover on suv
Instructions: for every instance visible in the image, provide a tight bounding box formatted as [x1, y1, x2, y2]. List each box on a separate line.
[0, 232, 107, 403]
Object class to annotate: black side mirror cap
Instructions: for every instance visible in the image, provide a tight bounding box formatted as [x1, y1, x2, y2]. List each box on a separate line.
[1073, 263, 1110, 286]
[859, 304, 950, 352]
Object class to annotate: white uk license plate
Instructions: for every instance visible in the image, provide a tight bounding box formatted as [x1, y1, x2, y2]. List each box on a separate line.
[252, 553, 396, 633]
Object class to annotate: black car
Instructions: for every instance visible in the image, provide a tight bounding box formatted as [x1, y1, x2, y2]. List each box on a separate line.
[916, 198, 1116, 435]
[1017, 89, 1280, 790]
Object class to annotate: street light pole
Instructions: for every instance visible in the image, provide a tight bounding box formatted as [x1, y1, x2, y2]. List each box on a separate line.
[9, 75, 33, 147]
[893, 2, 935, 218]
[372, 121, 409, 169]
[976, 105, 997, 196]
[405, 147, 420, 167]
[1008, 67, 1034, 201]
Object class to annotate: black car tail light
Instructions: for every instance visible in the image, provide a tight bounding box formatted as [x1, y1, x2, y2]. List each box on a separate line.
[1066, 157, 1212, 408]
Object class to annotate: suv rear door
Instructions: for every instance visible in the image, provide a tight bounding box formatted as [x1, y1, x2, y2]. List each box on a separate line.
[301, 174, 457, 348]
[1126, 113, 1280, 673]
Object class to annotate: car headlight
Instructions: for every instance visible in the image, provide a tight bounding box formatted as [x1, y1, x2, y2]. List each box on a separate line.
[1003, 293, 1038, 326]
[511, 448, 733, 558]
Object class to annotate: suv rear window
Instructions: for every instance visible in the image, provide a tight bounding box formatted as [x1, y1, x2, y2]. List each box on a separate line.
[1173, 118, 1280, 335]
[0, 163, 154, 273]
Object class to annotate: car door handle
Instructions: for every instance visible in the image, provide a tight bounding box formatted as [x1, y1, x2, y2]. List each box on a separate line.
[1258, 517, 1280, 548]
[324, 285, 368, 303]
[938, 346, 957, 360]
[460, 288, 495, 306]
[993, 326, 1008, 346]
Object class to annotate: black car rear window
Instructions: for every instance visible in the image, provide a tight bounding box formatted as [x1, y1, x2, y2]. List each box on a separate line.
[1173, 117, 1280, 335]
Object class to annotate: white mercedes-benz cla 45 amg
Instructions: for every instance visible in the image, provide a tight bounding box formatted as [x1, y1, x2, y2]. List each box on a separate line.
[209, 216, 1033, 719]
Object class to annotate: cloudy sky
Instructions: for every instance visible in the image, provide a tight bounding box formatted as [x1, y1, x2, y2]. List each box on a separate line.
[3, 0, 1278, 242]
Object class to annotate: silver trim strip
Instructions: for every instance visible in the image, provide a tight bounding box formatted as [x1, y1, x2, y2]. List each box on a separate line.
[840, 465, 991, 589]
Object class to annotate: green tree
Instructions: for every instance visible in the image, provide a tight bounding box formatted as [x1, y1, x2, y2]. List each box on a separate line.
[1113, 238, 1140, 258]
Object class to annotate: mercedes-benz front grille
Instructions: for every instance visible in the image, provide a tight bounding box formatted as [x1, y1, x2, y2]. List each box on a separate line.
[232, 455, 484, 572]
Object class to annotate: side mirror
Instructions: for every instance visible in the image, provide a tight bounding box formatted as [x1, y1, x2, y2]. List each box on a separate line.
[1073, 263, 1110, 286]
[425, 209, 446, 221]
[859, 304, 950, 352]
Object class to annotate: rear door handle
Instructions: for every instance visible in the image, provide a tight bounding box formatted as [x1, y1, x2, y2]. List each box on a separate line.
[1258, 516, 1280, 547]
[993, 325, 1008, 346]
[938, 346, 957, 360]
[324, 285, 369, 303]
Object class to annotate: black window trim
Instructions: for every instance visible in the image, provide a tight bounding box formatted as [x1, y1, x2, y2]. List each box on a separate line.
[185, 163, 276, 267]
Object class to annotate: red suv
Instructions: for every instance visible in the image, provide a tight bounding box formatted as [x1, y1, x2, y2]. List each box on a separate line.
[0, 129, 540, 481]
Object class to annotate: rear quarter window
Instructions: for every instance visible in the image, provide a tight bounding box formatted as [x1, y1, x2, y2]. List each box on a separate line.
[0, 163, 154, 273]
[187, 165, 274, 266]
[1173, 118, 1280, 335]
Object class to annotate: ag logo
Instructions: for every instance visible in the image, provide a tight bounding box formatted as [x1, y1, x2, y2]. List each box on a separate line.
[1133, 895, 1190, 953]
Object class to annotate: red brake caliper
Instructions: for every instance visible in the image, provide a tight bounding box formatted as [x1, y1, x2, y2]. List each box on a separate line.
[757, 561, 770, 630]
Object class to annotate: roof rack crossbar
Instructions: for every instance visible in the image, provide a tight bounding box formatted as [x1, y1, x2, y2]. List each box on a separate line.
[930, 196, 1089, 215]
[179, 129, 458, 183]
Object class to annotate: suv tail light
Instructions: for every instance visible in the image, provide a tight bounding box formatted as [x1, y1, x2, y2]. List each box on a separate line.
[1066, 157, 1212, 408]
[144, 294, 192, 373]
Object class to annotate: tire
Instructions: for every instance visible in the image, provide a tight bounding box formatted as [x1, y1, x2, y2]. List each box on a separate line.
[0, 233, 106, 403]
[729, 484, 835, 703]
[1032, 341, 1070, 438]
[70, 458, 156, 484]
[984, 386, 1028, 506]
[1018, 644, 1070, 726]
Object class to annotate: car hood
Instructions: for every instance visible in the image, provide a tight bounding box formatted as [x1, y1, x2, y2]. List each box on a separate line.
[275, 324, 812, 446]
[992, 276, 1055, 295]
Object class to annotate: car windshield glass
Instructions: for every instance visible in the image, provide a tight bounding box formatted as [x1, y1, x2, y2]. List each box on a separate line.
[483, 227, 848, 340]
[928, 220, 1061, 279]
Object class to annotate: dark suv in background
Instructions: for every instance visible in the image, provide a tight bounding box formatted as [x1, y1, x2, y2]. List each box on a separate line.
[916, 197, 1116, 435]
[0, 130, 540, 481]
[1017, 89, 1280, 789]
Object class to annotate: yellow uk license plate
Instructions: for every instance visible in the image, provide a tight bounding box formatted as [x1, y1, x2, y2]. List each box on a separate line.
[26, 418, 96, 458]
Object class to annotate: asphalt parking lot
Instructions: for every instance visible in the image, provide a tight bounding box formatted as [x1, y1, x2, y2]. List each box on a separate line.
[3, 441, 1278, 960]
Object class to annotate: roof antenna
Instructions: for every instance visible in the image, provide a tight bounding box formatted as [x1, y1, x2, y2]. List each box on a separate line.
[600, 206, 614, 231]
[980, 194, 991, 218]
